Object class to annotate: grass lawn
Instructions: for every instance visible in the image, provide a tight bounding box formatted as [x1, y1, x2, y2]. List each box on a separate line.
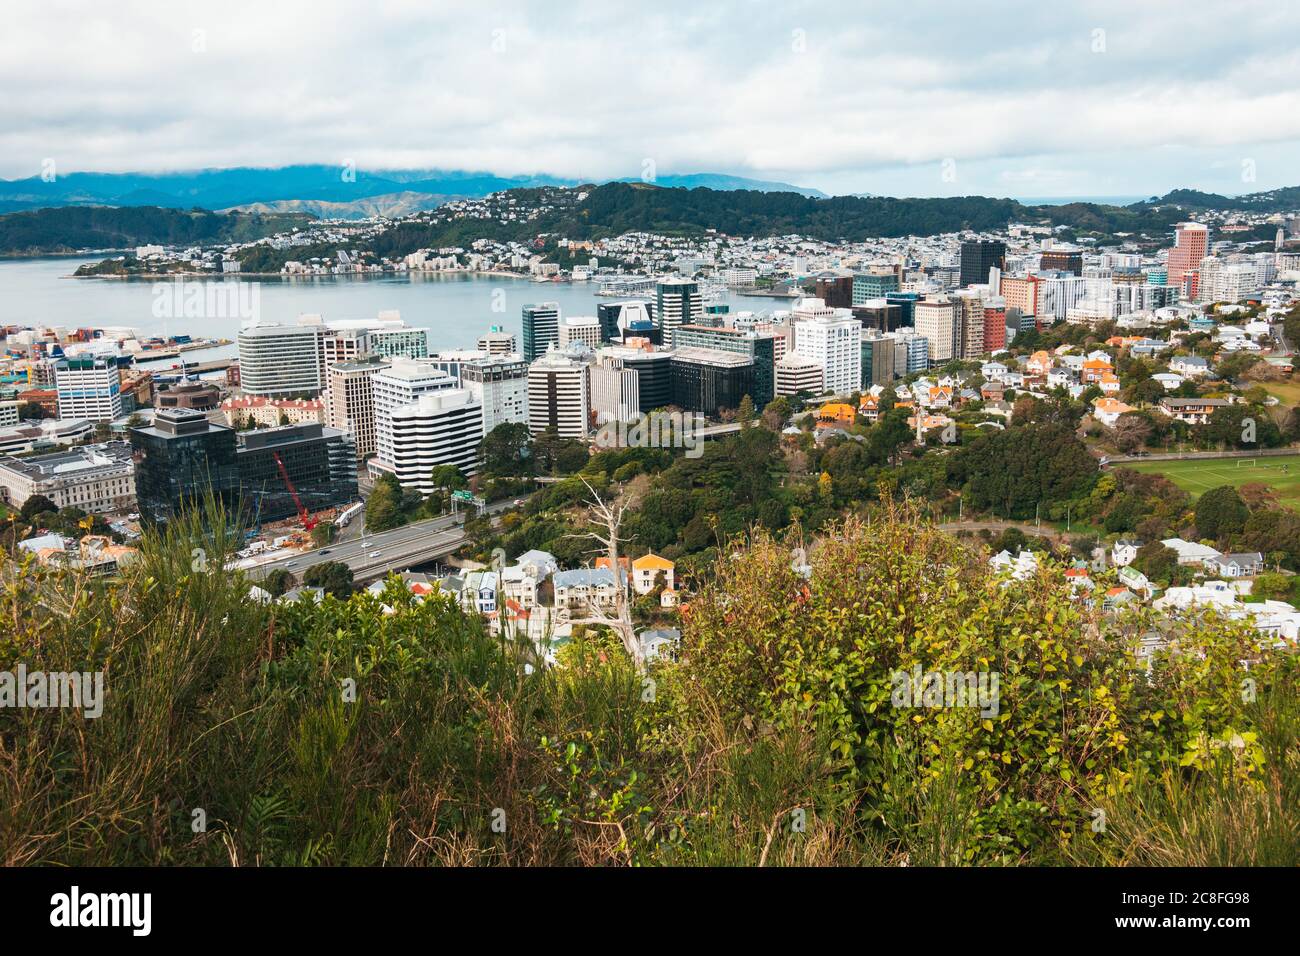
[1262, 380, 1300, 406]
[1126, 453, 1300, 511]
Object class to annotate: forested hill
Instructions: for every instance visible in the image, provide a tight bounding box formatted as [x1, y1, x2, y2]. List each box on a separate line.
[0, 205, 313, 255]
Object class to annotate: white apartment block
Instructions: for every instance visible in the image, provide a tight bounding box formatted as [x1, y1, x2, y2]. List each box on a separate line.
[790, 298, 860, 395]
[55, 356, 123, 422]
[477, 328, 517, 355]
[369, 389, 483, 494]
[527, 348, 591, 438]
[371, 359, 458, 469]
[590, 364, 641, 424]
[460, 355, 529, 435]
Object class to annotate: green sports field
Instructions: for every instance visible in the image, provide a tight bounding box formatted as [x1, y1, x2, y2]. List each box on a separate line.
[1125, 454, 1300, 511]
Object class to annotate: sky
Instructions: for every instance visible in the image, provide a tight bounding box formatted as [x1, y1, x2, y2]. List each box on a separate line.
[3, 0, 1300, 199]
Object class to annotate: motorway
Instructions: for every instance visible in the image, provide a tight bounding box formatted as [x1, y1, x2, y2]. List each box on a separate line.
[246, 497, 521, 583]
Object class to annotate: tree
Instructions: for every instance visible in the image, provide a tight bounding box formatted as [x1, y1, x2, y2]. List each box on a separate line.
[365, 474, 407, 533]
[479, 422, 533, 477]
[18, 401, 49, 420]
[737, 394, 756, 425]
[1112, 412, 1153, 453]
[1133, 541, 1179, 585]
[303, 561, 354, 599]
[262, 568, 295, 598]
[1194, 485, 1248, 540]
[761, 395, 792, 430]
[310, 523, 336, 548]
[19, 494, 57, 522]
[429, 464, 467, 492]
[565, 478, 642, 670]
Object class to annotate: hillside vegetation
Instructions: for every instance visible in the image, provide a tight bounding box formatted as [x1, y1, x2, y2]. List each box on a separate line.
[2, 501, 1295, 866]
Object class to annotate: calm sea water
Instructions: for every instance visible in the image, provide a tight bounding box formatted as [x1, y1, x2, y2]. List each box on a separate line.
[0, 258, 790, 363]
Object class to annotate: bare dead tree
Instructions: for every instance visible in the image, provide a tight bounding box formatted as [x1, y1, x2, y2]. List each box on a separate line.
[564, 477, 643, 670]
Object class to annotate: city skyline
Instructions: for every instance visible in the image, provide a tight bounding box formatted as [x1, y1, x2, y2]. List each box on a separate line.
[3, 0, 1300, 198]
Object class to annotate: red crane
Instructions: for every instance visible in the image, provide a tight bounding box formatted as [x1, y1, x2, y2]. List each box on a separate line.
[272, 452, 318, 531]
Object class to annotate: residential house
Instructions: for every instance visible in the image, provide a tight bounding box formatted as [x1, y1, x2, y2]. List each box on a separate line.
[632, 553, 675, 595]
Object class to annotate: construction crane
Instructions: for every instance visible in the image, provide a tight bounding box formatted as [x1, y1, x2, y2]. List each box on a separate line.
[272, 452, 318, 531]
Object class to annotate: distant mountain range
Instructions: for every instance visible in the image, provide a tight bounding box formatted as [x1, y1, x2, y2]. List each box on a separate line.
[0, 165, 827, 218]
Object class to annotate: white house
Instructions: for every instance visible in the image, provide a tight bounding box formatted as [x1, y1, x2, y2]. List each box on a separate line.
[1111, 539, 1141, 567]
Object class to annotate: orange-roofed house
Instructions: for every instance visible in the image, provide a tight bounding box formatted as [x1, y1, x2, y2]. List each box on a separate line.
[1092, 397, 1136, 427]
[1025, 351, 1053, 377]
[816, 402, 857, 430]
[858, 394, 881, 422]
[1081, 358, 1114, 384]
[632, 553, 675, 595]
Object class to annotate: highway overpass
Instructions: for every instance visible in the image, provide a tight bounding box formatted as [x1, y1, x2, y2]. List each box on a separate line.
[246, 513, 467, 583]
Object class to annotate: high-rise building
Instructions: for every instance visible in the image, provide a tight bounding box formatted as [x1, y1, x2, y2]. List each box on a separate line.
[959, 240, 1006, 288]
[559, 315, 602, 349]
[527, 346, 592, 438]
[55, 356, 123, 422]
[476, 327, 516, 355]
[886, 291, 921, 327]
[791, 298, 861, 395]
[597, 301, 654, 343]
[953, 290, 985, 359]
[859, 331, 897, 389]
[370, 390, 483, 493]
[914, 298, 960, 365]
[982, 300, 1008, 353]
[590, 364, 641, 424]
[672, 325, 775, 406]
[816, 276, 855, 309]
[237, 323, 324, 397]
[460, 355, 529, 435]
[669, 347, 755, 415]
[368, 326, 429, 359]
[892, 331, 931, 376]
[595, 344, 673, 413]
[655, 279, 703, 345]
[326, 358, 390, 460]
[522, 303, 561, 361]
[130, 409, 240, 522]
[372, 359, 458, 470]
[854, 300, 904, 333]
[775, 354, 824, 397]
[1166, 222, 1209, 292]
[851, 272, 900, 306]
[1039, 250, 1083, 275]
[236, 423, 357, 521]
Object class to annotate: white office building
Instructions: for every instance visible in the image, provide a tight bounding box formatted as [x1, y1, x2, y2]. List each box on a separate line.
[55, 356, 123, 422]
[326, 358, 390, 460]
[775, 354, 825, 397]
[460, 354, 529, 434]
[790, 298, 861, 395]
[559, 315, 602, 349]
[370, 389, 483, 493]
[914, 298, 960, 365]
[237, 323, 324, 397]
[371, 359, 458, 469]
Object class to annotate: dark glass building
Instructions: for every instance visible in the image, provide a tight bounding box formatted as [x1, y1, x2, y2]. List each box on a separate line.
[522, 303, 560, 361]
[669, 347, 756, 416]
[671, 325, 774, 406]
[959, 240, 1006, 287]
[129, 409, 241, 523]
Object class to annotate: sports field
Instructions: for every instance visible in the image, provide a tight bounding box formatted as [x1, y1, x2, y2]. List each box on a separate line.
[1125, 454, 1300, 511]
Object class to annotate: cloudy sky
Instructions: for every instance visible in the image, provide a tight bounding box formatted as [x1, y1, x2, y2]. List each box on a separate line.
[3, 0, 1300, 198]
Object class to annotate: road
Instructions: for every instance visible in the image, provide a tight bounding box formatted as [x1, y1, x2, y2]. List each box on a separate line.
[247, 496, 523, 583]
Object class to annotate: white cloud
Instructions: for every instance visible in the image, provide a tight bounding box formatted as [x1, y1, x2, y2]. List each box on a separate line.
[1, 0, 1298, 197]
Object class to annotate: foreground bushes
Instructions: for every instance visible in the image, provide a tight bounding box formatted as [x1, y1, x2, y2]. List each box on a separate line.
[1, 503, 1295, 866]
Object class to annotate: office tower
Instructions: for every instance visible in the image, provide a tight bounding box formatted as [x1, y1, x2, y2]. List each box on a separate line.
[1166, 222, 1209, 292]
[851, 271, 900, 306]
[425, 349, 489, 385]
[590, 364, 641, 424]
[55, 356, 123, 422]
[1039, 250, 1083, 275]
[559, 315, 602, 349]
[914, 298, 960, 365]
[1036, 274, 1092, 322]
[1197, 259, 1259, 304]
[859, 331, 897, 389]
[369, 326, 429, 359]
[791, 298, 861, 395]
[477, 327, 516, 355]
[237, 323, 323, 397]
[130, 409, 241, 523]
[854, 300, 904, 333]
[597, 301, 655, 344]
[460, 354, 529, 434]
[236, 423, 358, 521]
[522, 303, 561, 361]
[527, 347, 592, 438]
[672, 325, 775, 406]
[371, 359, 458, 471]
[775, 354, 825, 397]
[655, 278, 703, 345]
[892, 331, 931, 375]
[959, 240, 1007, 288]
[886, 291, 920, 326]
[596, 344, 673, 413]
[326, 358, 391, 460]
[372, 390, 483, 494]
[669, 347, 756, 415]
[815, 276, 854, 309]
[999, 275, 1041, 322]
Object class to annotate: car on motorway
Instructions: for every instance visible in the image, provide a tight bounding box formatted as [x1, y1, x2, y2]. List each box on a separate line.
[368, 551, 382, 558]
[319, 550, 332, 556]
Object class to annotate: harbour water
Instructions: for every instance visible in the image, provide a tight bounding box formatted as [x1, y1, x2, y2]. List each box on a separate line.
[0, 258, 793, 363]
